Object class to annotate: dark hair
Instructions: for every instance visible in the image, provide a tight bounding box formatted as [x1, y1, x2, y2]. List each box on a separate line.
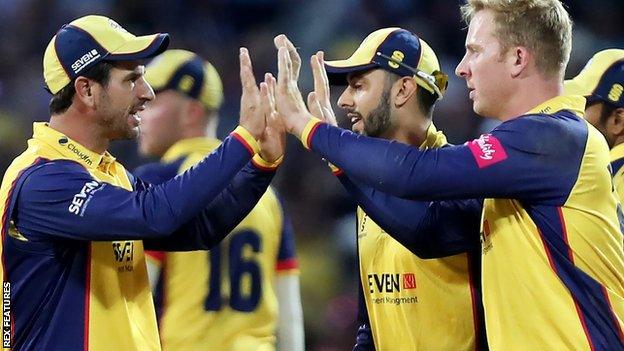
[49, 61, 115, 115]
[384, 71, 437, 117]
[598, 100, 619, 125]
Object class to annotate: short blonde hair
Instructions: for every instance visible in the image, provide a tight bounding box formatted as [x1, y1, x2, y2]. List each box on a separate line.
[461, 0, 572, 79]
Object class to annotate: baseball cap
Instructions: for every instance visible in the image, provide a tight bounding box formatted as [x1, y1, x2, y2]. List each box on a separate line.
[564, 49, 624, 108]
[43, 15, 170, 94]
[144, 50, 223, 111]
[324, 27, 448, 99]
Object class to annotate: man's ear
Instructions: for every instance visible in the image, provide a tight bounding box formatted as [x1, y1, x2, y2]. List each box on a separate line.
[73, 77, 97, 108]
[610, 107, 624, 137]
[182, 99, 207, 128]
[508, 46, 531, 78]
[393, 77, 418, 108]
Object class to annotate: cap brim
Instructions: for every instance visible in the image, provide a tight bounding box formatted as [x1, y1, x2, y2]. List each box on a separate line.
[107, 33, 170, 61]
[324, 60, 377, 85]
[563, 77, 592, 97]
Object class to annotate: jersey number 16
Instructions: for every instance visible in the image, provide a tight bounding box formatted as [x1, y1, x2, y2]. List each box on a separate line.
[204, 230, 262, 312]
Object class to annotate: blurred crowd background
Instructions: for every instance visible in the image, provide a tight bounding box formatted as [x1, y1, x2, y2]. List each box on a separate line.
[0, 0, 622, 349]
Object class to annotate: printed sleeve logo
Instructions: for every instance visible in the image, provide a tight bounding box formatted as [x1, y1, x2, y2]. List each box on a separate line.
[68, 180, 102, 216]
[467, 134, 508, 168]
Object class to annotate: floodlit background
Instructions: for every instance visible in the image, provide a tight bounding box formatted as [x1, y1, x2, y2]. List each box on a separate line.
[0, 0, 622, 349]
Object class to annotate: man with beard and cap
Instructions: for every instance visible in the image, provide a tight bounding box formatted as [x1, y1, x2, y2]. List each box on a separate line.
[0, 15, 283, 350]
[276, 29, 485, 350]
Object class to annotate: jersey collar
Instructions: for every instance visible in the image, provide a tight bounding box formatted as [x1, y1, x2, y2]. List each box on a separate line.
[610, 143, 624, 163]
[161, 137, 222, 163]
[32, 122, 116, 171]
[526, 95, 586, 117]
[419, 122, 448, 150]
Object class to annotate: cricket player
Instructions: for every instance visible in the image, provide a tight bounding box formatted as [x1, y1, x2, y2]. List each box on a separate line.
[270, 0, 624, 350]
[134, 49, 304, 351]
[565, 49, 624, 201]
[0, 15, 283, 350]
[278, 29, 485, 350]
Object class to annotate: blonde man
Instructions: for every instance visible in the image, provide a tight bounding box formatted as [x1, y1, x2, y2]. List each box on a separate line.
[271, 0, 624, 350]
[135, 50, 304, 351]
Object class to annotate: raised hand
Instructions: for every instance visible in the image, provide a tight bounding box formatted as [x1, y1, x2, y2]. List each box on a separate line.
[307, 51, 338, 126]
[238, 47, 265, 139]
[258, 73, 286, 163]
[274, 34, 301, 81]
[274, 46, 314, 136]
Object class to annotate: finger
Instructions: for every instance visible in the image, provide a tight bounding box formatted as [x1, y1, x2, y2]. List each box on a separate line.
[239, 47, 258, 92]
[277, 47, 291, 89]
[260, 81, 272, 115]
[317, 51, 331, 103]
[282, 36, 301, 79]
[264, 73, 277, 111]
[307, 91, 323, 118]
[273, 34, 286, 49]
[310, 54, 328, 103]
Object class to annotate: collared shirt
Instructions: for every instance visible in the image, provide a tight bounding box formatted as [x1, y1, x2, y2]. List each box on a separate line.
[610, 143, 624, 203]
[0, 122, 263, 351]
[305, 95, 624, 350]
[134, 137, 297, 351]
[356, 124, 481, 350]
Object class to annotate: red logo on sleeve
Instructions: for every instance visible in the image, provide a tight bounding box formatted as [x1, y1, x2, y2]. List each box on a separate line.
[467, 134, 508, 168]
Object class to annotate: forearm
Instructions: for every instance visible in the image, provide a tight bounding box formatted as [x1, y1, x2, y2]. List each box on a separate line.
[276, 274, 304, 351]
[144, 163, 276, 250]
[338, 174, 481, 258]
[15, 127, 260, 241]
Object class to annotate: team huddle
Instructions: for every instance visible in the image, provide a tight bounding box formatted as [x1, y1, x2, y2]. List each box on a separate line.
[0, 0, 623, 350]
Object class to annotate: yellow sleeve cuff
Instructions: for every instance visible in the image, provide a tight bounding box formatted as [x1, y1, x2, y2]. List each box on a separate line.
[252, 153, 284, 171]
[231, 126, 260, 155]
[299, 117, 323, 150]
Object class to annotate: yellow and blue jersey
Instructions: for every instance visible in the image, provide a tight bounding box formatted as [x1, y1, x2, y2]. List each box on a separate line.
[337, 124, 485, 350]
[303, 95, 624, 350]
[0, 123, 274, 350]
[134, 138, 298, 351]
[611, 144, 624, 203]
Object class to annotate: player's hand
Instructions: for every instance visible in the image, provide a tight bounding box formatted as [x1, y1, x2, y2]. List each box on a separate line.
[307, 51, 338, 126]
[239, 47, 265, 139]
[258, 73, 286, 163]
[274, 45, 314, 136]
[274, 34, 301, 81]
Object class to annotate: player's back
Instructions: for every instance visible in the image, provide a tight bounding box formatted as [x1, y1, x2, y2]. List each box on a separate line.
[137, 138, 296, 351]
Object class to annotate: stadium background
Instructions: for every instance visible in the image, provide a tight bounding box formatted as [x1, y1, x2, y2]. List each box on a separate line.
[0, 0, 622, 349]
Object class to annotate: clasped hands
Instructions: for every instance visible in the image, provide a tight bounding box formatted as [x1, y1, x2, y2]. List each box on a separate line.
[237, 34, 338, 163]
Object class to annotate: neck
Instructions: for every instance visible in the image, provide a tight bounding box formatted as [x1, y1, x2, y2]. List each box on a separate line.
[49, 109, 109, 154]
[384, 110, 430, 146]
[180, 115, 218, 140]
[497, 76, 562, 122]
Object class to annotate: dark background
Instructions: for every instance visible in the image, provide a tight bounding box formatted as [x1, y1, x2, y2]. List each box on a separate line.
[0, 0, 622, 349]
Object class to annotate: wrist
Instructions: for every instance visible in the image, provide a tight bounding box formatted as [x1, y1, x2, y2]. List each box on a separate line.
[252, 153, 284, 171]
[230, 125, 260, 155]
[299, 117, 323, 149]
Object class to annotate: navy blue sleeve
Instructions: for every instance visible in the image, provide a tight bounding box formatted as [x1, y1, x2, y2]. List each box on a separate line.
[338, 174, 482, 258]
[143, 163, 275, 250]
[133, 159, 183, 185]
[14, 135, 255, 242]
[310, 114, 584, 204]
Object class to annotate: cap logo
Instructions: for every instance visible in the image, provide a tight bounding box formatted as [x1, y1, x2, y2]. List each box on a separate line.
[178, 75, 195, 93]
[608, 84, 623, 102]
[71, 49, 100, 74]
[388, 50, 405, 69]
[108, 19, 129, 34]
